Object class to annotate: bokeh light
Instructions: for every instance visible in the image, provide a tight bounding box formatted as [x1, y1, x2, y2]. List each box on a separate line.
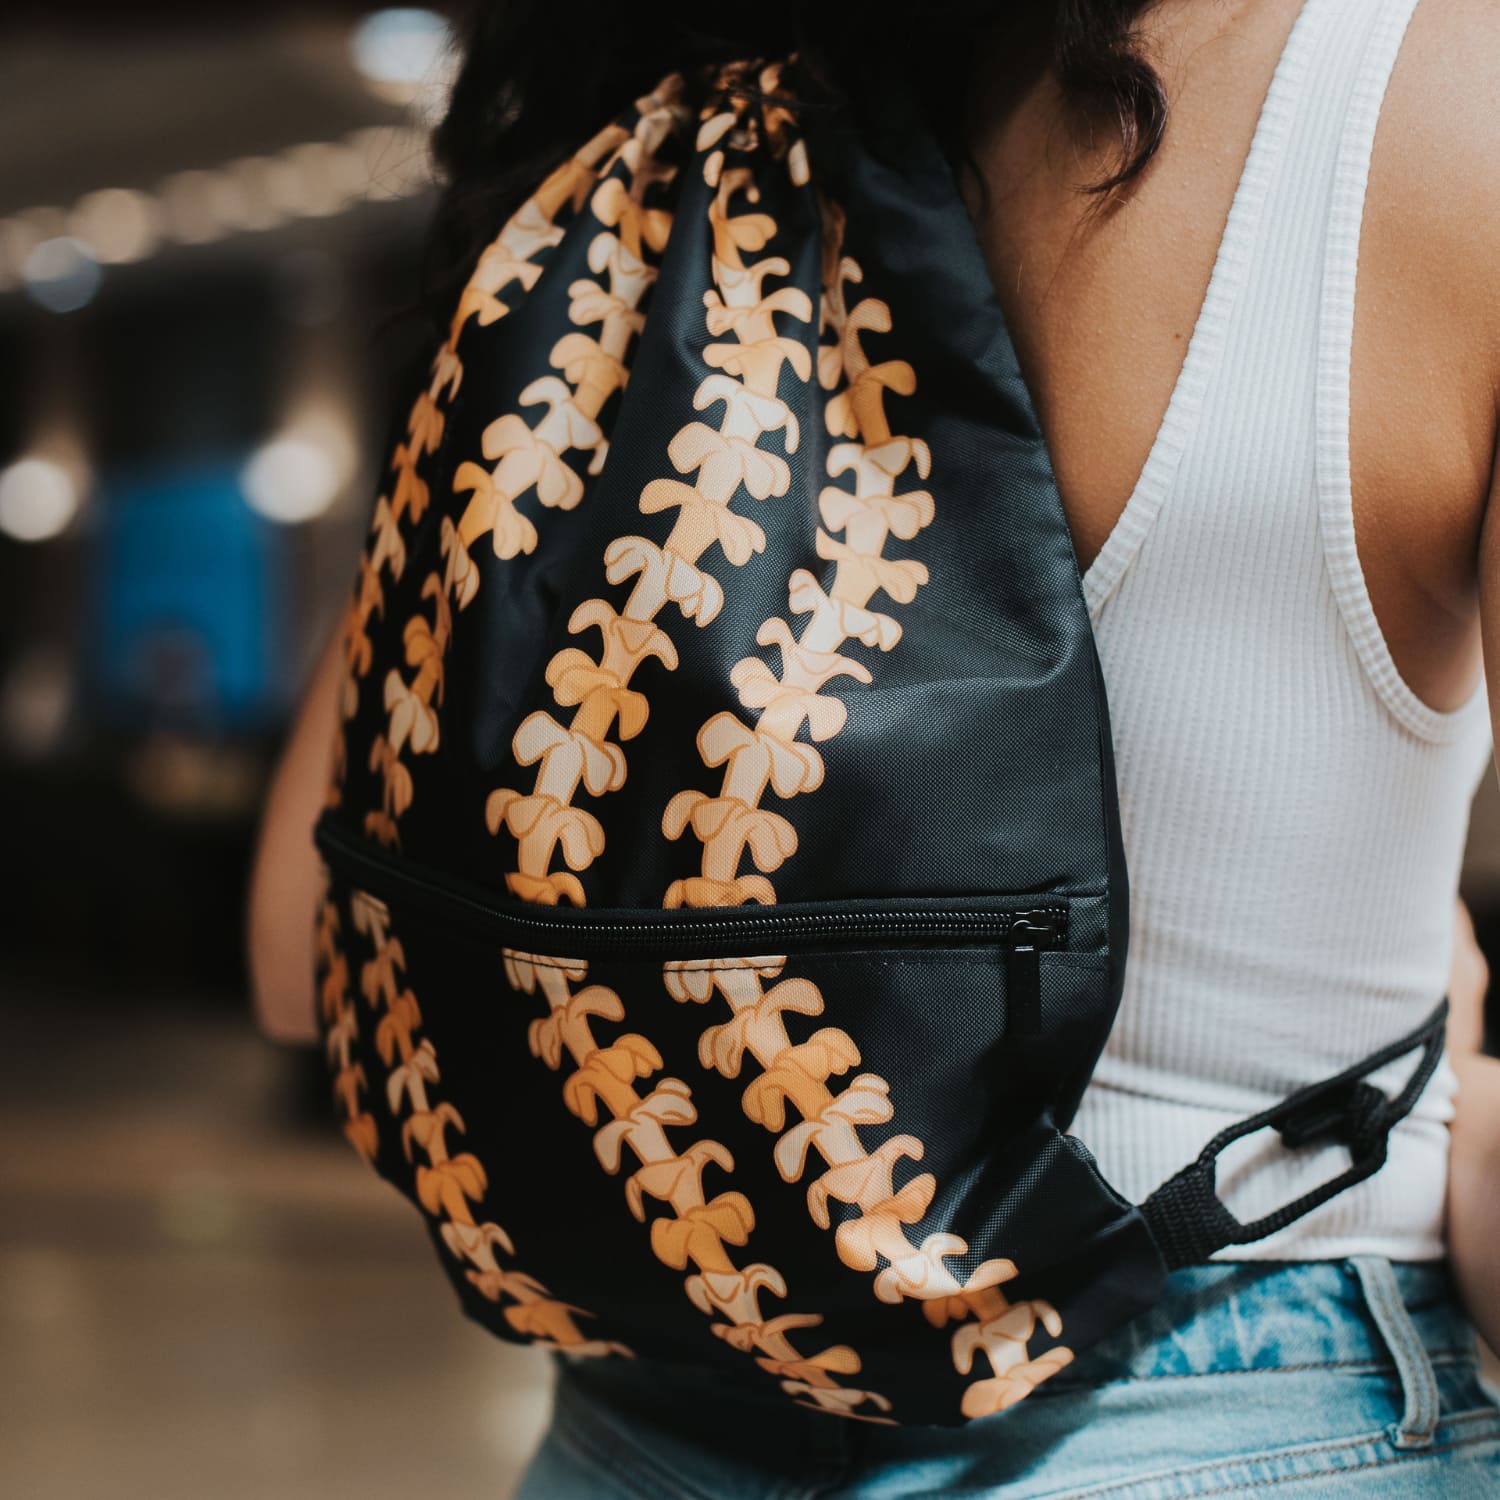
[22, 236, 102, 313]
[0, 457, 82, 542]
[239, 433, 343, 524]
[69, 187, 159, 264]
[350, 7, 451, 90]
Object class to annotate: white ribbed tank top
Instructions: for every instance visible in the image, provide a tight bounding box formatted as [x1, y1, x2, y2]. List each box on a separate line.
[1065, 0, 1495, 1261]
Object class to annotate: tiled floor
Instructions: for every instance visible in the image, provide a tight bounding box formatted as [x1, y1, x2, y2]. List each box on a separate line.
[4, 986, 1498, 1500]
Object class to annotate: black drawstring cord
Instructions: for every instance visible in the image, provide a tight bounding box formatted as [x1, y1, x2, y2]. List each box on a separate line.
[1140, 996, 1450, 1271]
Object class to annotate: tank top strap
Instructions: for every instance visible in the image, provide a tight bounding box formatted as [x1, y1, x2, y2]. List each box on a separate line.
[1081, 0, 1350, 621]
[1313, 0, 1492, 744]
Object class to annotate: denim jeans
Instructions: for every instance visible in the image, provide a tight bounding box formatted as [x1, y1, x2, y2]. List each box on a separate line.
[511, 1256, 1500, 1498]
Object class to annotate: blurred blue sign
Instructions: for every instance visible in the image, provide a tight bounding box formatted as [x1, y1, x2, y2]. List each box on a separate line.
[91, 458, 284, 732]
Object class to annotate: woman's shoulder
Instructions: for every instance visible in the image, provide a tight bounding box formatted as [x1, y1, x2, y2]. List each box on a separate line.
[1383, 0, 1500, 402]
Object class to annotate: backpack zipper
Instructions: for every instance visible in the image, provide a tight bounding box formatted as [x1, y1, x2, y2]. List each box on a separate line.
[315, 817, 1067, 1001]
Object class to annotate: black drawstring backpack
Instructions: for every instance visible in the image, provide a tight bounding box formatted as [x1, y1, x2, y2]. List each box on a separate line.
[312, 58, 1449, 1426]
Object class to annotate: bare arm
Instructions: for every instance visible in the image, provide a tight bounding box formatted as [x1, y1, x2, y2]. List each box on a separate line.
[246, 620, 344, 1045]
[1445, 451, 1500, 1351]
[1448, 1048, 1500, 1353]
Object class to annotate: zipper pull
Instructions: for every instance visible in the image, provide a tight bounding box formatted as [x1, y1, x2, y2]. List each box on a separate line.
[1002, 913, 1060, 1037]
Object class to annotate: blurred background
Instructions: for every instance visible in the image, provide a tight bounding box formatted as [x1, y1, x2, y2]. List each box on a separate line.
[0, 5, 559, 1496]
[1, 7, 1498, 1499]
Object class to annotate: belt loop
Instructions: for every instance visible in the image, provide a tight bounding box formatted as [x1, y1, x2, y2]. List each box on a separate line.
[1348, 1254, 1439, 1449]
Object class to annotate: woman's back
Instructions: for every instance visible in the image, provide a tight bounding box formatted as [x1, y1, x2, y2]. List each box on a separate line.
[963, 0, 1497, 1257]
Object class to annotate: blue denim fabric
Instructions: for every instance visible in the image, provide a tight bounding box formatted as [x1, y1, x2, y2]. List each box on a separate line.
[511, 1257, 1500, 1498]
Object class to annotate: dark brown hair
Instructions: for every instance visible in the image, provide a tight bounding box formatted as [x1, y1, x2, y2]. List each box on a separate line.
[420, 1, 1168, 339]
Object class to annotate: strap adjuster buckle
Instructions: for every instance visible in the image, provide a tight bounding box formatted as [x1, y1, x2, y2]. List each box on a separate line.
[1276, 1077, 1389, 1152]
[1140, 996, 1449, 1270]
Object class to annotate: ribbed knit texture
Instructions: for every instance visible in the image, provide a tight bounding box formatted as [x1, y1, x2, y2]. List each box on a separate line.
[1068, 0, 1495, 1260]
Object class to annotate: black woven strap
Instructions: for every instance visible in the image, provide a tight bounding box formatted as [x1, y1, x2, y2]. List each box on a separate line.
[1140, 996, 1450, 1270]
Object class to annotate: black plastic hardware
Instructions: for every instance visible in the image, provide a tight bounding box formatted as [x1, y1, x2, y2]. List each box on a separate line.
[1002, 917, 1055, 1035]
[1139, 995, 1449, 1269]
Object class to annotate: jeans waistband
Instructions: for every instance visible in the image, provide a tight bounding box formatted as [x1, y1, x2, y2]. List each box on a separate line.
[549, 1257, 1482, 1451]
[1041, 1256, 1477, 1391]
[539, 1261, 1500, 1500]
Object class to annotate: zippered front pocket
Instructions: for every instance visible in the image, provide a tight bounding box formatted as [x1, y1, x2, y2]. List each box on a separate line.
[310, 815, 1146, 1427]
[314, 817, 1068, 1031]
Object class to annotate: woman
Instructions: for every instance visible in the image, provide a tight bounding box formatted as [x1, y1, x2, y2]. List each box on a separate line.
[250, 0, 1500, 1491]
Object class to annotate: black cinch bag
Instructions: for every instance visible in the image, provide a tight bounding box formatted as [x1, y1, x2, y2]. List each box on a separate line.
[312, 58, 1449, 1426]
